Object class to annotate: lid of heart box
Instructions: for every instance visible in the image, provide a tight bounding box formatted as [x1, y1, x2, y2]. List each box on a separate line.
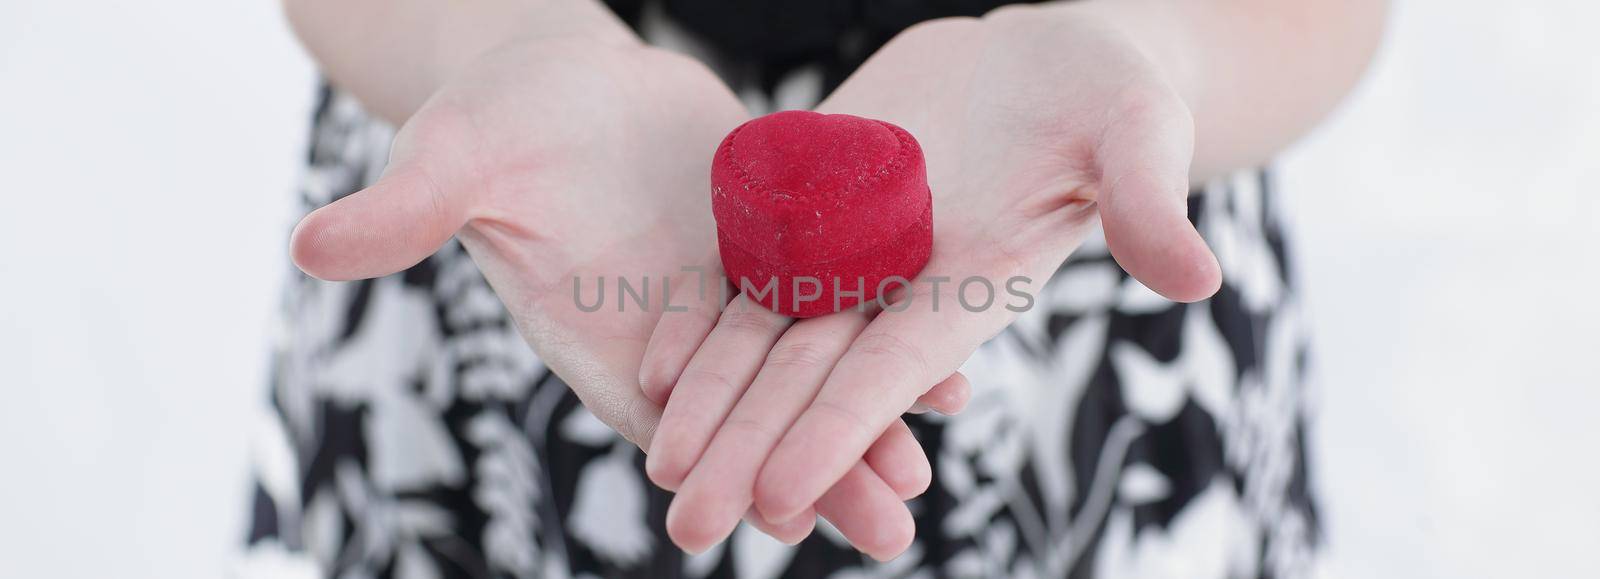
[711, 110, 930, 266]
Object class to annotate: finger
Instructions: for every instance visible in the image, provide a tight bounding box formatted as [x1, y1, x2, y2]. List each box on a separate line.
[813, 463, 916, 561]
[290, 162, 469, 281]
[664, 311, 872, 552]
[1096, 89, 1221, 303]
[727, 376, 964, 533]
[864, 419, 930, 500]
[639, 254, 727, 404]
[753, 279, 1008, 522]
[908, 371, 971, 415]
[289, 107, 477, 282]
[644, 294, 791, 490]
[674, 502, 817, 551]
[669, 426, 922, 554]
[741, 506, 815, 547]
[671, 463, 913, 558]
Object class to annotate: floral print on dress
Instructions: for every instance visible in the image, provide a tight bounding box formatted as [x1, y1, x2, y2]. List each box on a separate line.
[243, 4, 1321, 574]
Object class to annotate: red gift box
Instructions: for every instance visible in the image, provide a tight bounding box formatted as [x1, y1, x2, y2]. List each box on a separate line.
[712, 110, 933, 318]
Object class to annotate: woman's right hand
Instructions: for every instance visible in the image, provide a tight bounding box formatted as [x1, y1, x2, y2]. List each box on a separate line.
[287, 36, 953, 554]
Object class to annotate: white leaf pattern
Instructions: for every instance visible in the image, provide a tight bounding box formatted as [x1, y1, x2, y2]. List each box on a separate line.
[1119, 463, 1173, 505]
[1116, 277, 1173, 314]
[394, 544, 442, 579]
[1182, 303, 1237, 418]
[559, 407, 621, 447]
[366, 394, 465, 491]
[732, 524, 795, 579]
[569, 447, 653, 566]
[1112, 342, 1186, 422]
[236, 541, 323, 579]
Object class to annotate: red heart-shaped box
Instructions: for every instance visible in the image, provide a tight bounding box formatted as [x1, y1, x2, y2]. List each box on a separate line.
[712, 110, 933, 318]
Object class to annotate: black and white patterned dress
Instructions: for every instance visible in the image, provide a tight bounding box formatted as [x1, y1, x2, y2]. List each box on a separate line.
[242, 2, 1322, 577]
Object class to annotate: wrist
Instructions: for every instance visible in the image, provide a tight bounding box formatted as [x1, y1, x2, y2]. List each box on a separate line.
[1010, 0, 1207, 111]
[417, 3, 640, 104]
[287, 0, 640, 124]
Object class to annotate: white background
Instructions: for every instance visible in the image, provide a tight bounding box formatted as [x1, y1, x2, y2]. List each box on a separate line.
[1, 1, 1596, 577]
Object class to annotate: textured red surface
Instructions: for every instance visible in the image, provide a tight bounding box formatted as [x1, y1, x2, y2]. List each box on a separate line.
[711, 110, 933, 317]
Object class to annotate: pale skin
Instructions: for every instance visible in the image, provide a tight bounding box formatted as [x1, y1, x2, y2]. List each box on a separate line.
[285, 0, 1386, 562]
[285, 0, 975, 556]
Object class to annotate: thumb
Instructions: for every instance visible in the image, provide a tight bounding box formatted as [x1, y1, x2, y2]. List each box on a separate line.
[290, 162, 468, 282]
[1095, 91, 1221, 303]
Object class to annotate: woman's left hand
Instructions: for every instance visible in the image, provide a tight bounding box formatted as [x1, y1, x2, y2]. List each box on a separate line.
[643, 4, 1223, 552]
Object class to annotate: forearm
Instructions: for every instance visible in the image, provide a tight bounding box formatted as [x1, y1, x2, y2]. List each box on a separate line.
[1044, 0, 1389, 180]
[282, 0, 637, 123]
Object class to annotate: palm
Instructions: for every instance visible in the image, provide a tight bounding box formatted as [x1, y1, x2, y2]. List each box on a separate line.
[296, 39, 743, 441]
[818, 12, 1207, 304]
[436, 43, 741, 442]
[740, 10, 1224, 523]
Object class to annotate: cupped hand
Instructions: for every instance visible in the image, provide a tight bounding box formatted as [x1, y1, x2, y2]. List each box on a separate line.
[287, 36, 952, 551]
[640, 265, 973, 558]
[643, 4, 1223, 554]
